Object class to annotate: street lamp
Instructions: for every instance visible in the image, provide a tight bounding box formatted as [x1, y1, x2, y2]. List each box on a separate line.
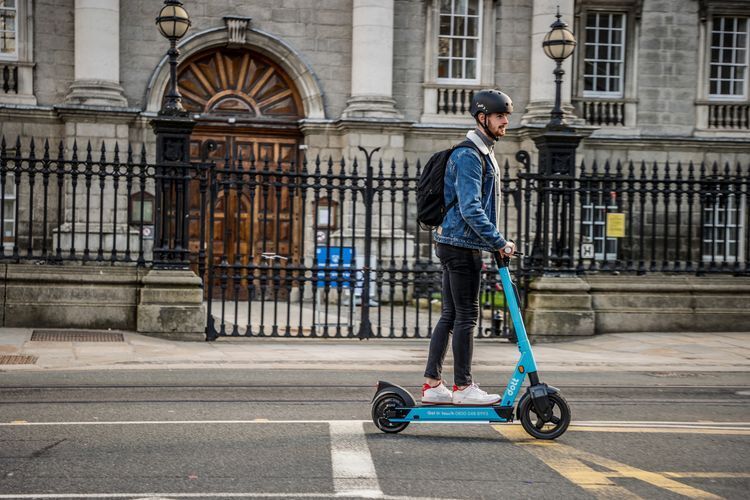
[152, 1, 195, 269]
[529, 8, 581, 270]
[156, 0, 192, 115]
[542, 8, 577, 128]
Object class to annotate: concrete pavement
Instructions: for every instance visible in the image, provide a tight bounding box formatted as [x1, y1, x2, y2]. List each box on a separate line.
[0, 328, 748, 372]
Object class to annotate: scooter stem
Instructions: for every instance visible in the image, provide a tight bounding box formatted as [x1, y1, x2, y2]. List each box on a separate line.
[497, 262, 538, 407]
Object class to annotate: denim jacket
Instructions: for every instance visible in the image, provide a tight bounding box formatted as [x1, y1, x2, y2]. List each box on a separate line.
[433, 131, 506, 251]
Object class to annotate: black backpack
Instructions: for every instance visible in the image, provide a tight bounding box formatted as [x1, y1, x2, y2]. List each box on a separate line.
[416, 140, 484, 229]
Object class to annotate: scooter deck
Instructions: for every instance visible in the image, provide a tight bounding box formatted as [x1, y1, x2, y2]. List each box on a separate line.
[390, 404, 515, 423]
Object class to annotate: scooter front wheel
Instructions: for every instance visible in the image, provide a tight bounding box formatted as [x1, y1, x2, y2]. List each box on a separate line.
[371, 394, 409, 434]
[518, 392, 571, 440]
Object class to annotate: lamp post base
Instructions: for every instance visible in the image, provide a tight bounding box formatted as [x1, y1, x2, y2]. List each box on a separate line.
[150, 114, 196, 268]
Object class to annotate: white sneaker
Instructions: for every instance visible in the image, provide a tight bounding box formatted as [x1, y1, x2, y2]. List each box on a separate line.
[452, 383, 501, 406]
[421, 381, 453, 405]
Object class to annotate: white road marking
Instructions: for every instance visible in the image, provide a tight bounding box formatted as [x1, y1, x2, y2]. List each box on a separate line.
[0, 495, 332, 499]
[0, 494, 433, 499]
[329, 420, 383, 498]
[2, 419, 749, 430]
[571, 420, 750, 430]
[1, 419, 370, 426]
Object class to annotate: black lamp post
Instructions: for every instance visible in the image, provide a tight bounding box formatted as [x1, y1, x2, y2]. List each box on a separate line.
[531, 8, 581, 270]
[151, 0, 195, 268]
[541, 8, 577, 129]
[155, 0, 192, 116]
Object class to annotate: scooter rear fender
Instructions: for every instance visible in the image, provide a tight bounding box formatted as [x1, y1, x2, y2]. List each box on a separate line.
[372, 381, 417, 407]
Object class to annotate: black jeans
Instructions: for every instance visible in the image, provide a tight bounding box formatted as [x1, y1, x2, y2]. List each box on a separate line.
[423, 243, 482, 386]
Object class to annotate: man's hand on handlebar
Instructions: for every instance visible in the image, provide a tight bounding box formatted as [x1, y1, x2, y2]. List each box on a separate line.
[497, 241, 516, 258]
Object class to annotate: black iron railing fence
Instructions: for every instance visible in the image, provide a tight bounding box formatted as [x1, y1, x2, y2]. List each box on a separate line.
[505, 155, 750, 276]
[0, 137, 155, 265]
[1, 136, 748, 339]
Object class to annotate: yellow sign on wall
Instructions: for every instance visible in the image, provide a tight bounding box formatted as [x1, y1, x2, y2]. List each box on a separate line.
[606, 213, 626, 238]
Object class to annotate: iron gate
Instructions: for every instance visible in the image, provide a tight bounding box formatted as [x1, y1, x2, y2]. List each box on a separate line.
[199, 145, 515, 340]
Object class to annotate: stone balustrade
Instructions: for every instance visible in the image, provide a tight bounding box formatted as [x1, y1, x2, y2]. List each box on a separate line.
[707, 102, 750, 130]
[2, 64, 18, 94]
[575, 98, 628, 127]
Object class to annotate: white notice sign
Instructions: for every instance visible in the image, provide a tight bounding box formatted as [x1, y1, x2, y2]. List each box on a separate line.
[581, 243, 595, 259]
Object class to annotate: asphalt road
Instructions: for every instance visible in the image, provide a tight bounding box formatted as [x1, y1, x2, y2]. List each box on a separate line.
[0, 370, 748, 499]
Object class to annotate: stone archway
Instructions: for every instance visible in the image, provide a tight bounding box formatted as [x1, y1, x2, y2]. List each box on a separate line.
[144, 25, 325, 119]
[177, 47, 304, 119]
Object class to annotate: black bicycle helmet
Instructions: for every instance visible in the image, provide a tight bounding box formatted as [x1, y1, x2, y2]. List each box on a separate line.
[469, 89, 513, 117]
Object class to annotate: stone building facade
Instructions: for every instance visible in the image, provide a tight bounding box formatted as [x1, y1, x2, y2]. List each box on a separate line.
[0, 0, 749, 338]
[1, 1, 747, 157]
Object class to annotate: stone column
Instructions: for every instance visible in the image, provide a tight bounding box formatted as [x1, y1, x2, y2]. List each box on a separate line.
[65, 0, 127, 106]
[521, 0, 575, 125]
[341, 0, 402, 119]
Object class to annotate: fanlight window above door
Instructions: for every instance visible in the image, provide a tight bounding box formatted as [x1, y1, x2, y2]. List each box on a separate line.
[175, 48, 303, 119]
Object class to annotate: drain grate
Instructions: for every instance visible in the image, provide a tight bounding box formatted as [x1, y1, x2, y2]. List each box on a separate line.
[0, 354, 38, 365]
[31, 330, 125, 343]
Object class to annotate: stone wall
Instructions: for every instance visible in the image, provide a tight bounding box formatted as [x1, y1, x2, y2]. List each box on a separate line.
[525, 274, 750, 341]
[636, 0, 700, 136]
[0, 264, 205, 339]
[393, 0, 426, 122]
[1, 263, 143, 330]
[34, 0, 75, 106]
[496, 0, 533, 129]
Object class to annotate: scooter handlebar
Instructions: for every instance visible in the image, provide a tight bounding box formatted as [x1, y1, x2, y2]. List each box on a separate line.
[493, 246, 523, 268]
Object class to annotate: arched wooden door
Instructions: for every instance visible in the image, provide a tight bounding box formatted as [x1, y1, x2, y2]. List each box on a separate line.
[177, 47, 305, 299]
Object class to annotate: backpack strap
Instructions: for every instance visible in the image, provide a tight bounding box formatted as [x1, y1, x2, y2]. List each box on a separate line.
[445, 139, 488, 212]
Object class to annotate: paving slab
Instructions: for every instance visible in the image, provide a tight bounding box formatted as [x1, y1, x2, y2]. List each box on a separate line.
[0, 328, 748, 372]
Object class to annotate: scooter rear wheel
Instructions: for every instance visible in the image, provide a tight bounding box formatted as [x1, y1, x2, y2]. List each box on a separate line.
[518, 392, 571, 440]
[371, 394, 409, 434]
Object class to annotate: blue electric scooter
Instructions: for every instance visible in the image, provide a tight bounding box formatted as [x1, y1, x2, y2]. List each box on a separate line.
[371, 251, 571, 439]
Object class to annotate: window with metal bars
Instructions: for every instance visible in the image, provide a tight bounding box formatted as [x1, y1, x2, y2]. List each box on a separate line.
[437, 0, 482, 82]
[583, 12, 626, 98]
[702, 192, 745, 263]
[0, 0, 16, 59]
[2, 173, 15, 246]
[708, 16, 749, 99]
[581, 193, 619, 260]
